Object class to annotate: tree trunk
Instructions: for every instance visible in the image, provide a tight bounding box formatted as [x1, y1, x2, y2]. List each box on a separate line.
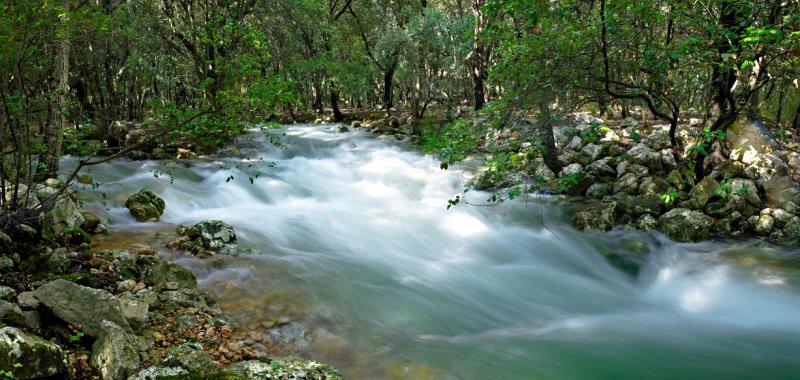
[330, 90, 344, 122]
[42, 0, 70, 178]
[471, 0, 487, 111]
[792, 101, 800, 132]
[383, 68, 395, 114]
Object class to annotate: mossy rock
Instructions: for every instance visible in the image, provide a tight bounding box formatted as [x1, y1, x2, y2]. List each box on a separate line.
[125, 189, 166, 222]
[0, 327, 67, 379]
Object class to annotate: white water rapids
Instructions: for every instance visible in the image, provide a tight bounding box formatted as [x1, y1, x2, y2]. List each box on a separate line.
[73, 124, 800, 379]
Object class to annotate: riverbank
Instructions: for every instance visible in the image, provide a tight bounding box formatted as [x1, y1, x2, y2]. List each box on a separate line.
[343, 111, 800, 246]
[0, 179, 341, 379]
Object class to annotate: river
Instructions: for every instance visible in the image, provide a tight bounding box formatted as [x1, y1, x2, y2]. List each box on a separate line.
[73, 124, 800, 379]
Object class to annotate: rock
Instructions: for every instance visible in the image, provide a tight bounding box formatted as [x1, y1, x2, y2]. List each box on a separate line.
[709, 160, 745, 180]
[17, 224, 37, 239]
[613, 173, 639, 195]
[157, 289, 220, 313]
[744, 153, 790, 185]
[138, 257, 197, 289]
[565, 136, 583, 151]
[127, 366, 190, 380]
[224, 359, 340, 380]
[585, 158, 616, 178]
[45, 194, 85, 236]
[620, 116, 639, 128]
[533, 164, 556, 183]
[627, 144, 653, 166]
[762, 176, 800, 213]
[687, 177, 719, 210]
[118, 298, 149, 330]
[645, 129, 672, 150]
[32, 279, 131, 336]
[615, 194, 663, 218]
[637, 214, 657, 231]
[0, 327, 66, 379]
[0, 256, 13, 273]
[657, 208, 713, 242]
[660, 149, 677, 170]
[0, 301, 25, 327]
[336, 125, 348, 133]
[752, 214, 775, 236]
[727, 120, 779, 164]
[572, 202, 617, 232]
[125, 190, 166, 222]
[16, 292, 39, 309]
[638, 177, 670, 197]
[162, 342, 214, 375]
[0, 286, 16, 301]
[80, 211, 102, 232]
[91, 320, 140, 380]
[351, 121, 362, 128]
[172, 221, 239, 256]
[586, 183, 612, 198]
[581, 143, 603, 161]
[616, 161, 648, 179]
[705, 179, 760, 217]
[560, 163, 583, 177]
[46, 247, 70, 274]
[117, 279, 137, 292]
[784, 217, 800, 239]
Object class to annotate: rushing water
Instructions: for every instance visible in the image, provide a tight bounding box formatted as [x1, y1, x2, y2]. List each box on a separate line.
[72, 125, 800, 379]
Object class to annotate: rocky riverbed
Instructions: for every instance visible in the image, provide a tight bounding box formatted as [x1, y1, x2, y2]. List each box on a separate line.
[0, 179, 341, 379]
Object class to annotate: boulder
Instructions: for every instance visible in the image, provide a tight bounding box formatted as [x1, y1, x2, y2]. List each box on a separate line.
[687, 177, 719, 210]
[46, 247, 70, 274]
[91, 320, 140, 380]
[657, 208, 713, 242]
[616, 162, 648, 179]
[638, 177, 670, 197]
[627, 143, 661, 170]
[784, 217, 800, 239]
[224, 359, 340, 380]
[0, 286, 15, 301]
[118, 298, 149, 330]
[162, 342, 214, 375]
[32, 279, 131, 336]
[615, 194, 663, 218]
[80, 211, 102, 232]
[0, 301, 25, 327]
[565, 136, 583, 151]
[174, 221, 239, 255]
[705, 179, 760, 217]
[743, 153, 790, 185]
[613, 173, 639, 195]
[45, 194, 85, 236]
[727, 120, 778, 164]
[572, 202, 618, 232]
[585, 158, 616, 178]
[0, 327, 66, 379]
[581, 143, 603, 161]
[586, 183, 612, 198]
[559, 163, 583, 177]
[751, 214, 775, 236]
[138, 257, 197, 289]
[645, 129, 672, 150]
[532, 164, 556, 183]
[762, 176, 800, 213]
[660, 149, 677, 170]
[127, 366, 189, 380]
[125, 190, 165, 222]
[637, 214, 657, 231]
